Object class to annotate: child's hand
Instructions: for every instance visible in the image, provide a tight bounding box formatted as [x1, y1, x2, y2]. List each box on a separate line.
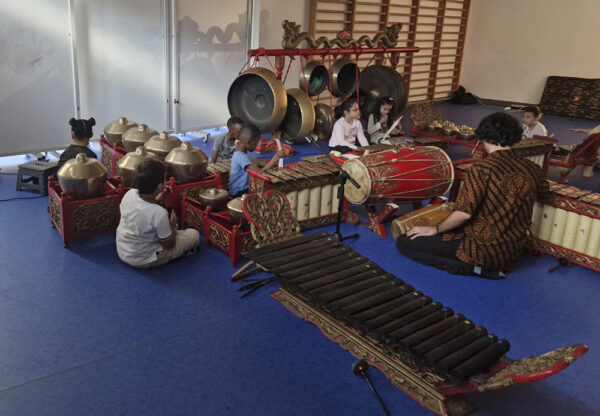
[272, 130, 282, 140]
[170, 210, 178, 229]
[275, 148, 286, 159]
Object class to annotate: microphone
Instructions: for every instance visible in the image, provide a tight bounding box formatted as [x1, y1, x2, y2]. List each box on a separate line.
[304, 136, 314, 144]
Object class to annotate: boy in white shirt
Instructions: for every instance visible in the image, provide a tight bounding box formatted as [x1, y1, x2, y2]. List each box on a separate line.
[116, 159, 200, 268]
[522, 106, 548, 138]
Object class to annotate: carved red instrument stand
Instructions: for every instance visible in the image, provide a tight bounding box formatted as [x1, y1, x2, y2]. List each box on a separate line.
[48, 176, 127, 247]
[164, 172, 223, 220]
[181, 195, 257, 267]
[549, 132, 600, 182]
[99, 135, 127, 176]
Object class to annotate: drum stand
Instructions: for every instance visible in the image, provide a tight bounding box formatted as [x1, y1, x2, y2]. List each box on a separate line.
[305, 136, 360, 242]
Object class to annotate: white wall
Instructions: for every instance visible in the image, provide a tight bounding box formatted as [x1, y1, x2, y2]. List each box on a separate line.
[177, 0, 308, 131]
[461, 0, 600, 104]
[0, 0, 75, 156]
[75, 0, 167, 135]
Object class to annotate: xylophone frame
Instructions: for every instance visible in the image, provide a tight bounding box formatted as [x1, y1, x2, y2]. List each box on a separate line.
[272, 289, 587, 416]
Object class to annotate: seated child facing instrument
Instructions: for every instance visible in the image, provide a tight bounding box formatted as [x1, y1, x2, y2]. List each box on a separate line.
[522, 105, 547, 138]
[209, 116, 244, 163]
[328, 98, 369, 154]
[229, 124, 285, 198]
[57, 117, 98, 172]
[116, 159, 200, 269]
[367, 96, 404, 144]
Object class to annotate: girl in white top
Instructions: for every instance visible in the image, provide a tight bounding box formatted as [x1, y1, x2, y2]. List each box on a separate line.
[367, 96, 403, 143]
[328, 98, 369, 154]
[522, 105, 548, 138]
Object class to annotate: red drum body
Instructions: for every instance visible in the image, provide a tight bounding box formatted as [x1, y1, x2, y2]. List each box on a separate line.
[342, 146, 454, 204]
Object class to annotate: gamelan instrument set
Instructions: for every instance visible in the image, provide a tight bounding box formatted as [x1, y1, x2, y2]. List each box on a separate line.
[529, 181, 600, 272]
[241, 231, 587, 416]
[248, 159, 360, 230]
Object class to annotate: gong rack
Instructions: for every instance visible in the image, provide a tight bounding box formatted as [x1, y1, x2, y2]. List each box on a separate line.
[245, 45, 420, 104]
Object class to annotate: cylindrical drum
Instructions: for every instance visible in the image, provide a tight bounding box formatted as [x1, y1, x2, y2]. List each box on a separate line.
[342, 146, 454, 205]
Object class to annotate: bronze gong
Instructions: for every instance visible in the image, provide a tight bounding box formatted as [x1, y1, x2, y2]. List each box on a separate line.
[330, 58, 360, 97]
[299, 61, 329, 97]
[313, 103, 334, 140]
[280, 88, 316, 143]
[358, 65, 408, 123]
[227, 68, 287, 132]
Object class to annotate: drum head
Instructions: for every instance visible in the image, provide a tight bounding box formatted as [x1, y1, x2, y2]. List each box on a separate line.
[299, 61, 329, 97]
[281, 88, 316, 142]
[342, 158, 372, 204]
[227, 68, 287, 132]
[313, 103, 334, 140]
[359, 65, 408, 123]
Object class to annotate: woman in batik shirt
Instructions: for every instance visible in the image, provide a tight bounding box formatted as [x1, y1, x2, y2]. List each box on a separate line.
[396, 112, 549, 279]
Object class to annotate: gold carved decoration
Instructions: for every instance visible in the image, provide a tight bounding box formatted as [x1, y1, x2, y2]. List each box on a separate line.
[243, 191, 301, 247]
[72, 201, 118, 235]
[185, 205, 204, 229]
[208, 223, 229, 251]
[50, 195, 61, 229]
[282, 20, 402, 49]
[101, 147, 113, 172]
[478, 344, 587, 392]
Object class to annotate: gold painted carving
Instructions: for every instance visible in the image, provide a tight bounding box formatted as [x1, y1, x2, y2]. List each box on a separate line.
[50, 195, 61, 229]
[244, 191, 301, 247]
[72, 201, 117, 235]
[282, 20, 402, 49]
[478, 345, 584, 392]
[101, 147, 113, 172]
[208, 223, 229, 251]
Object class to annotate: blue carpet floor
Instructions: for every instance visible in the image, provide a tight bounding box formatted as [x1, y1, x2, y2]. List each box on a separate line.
[0, 103, 598, 416]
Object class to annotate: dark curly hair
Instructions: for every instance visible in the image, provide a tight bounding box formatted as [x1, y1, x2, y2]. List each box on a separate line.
[69, 117, 95, 140]
[136, 159, 165, 194]
[475, 112, 523, 147]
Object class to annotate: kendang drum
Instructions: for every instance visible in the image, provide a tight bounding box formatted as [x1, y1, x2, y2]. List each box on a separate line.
[342, 146, 454, 205]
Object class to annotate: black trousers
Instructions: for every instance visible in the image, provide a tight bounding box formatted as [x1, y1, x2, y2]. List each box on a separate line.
[330, 145, 355, 154]
[395, 234, 473, 275]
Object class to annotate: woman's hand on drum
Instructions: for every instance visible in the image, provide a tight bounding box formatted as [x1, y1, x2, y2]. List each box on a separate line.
[407, 226, 437, 240]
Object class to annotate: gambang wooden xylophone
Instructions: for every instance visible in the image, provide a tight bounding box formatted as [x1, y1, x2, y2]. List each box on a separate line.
[243, 232, 587, 416]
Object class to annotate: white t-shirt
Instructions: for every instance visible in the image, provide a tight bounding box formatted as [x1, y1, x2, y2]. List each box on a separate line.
[328, 118, 369, 150]
[116, 189, 172, 267]
[523, 122, 547, 138]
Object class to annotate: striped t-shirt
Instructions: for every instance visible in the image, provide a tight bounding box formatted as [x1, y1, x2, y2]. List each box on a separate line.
[443, 150, 549, 270]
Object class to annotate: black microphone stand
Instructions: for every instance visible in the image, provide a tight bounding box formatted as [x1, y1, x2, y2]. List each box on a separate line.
[305, 136, 360, 242]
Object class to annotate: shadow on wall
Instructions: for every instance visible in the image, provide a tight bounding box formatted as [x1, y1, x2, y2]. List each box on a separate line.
[177, 10, 272, 130]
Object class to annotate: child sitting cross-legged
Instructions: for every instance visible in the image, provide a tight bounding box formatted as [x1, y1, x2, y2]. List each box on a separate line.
[116, 159, 200, 269]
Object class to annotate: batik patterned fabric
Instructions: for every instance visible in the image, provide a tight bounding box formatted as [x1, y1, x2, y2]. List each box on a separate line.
[443, 150, 549, 270]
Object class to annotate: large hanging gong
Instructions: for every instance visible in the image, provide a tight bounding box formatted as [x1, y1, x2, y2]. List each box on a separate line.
[358, 65, 408, 123]
[299, 61, 329, 97]
[280, 88, 316, 143]
[330, 58, 360, 97]
[227, 68, 287, 132]
[313, 104, 334, 140]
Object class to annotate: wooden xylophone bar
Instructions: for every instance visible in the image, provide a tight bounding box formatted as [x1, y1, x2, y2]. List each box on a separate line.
[244, 232, 509, 382]
[244, 231, 588, 416]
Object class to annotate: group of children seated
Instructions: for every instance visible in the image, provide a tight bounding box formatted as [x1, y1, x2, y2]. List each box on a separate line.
[59, 99, 548, 271]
